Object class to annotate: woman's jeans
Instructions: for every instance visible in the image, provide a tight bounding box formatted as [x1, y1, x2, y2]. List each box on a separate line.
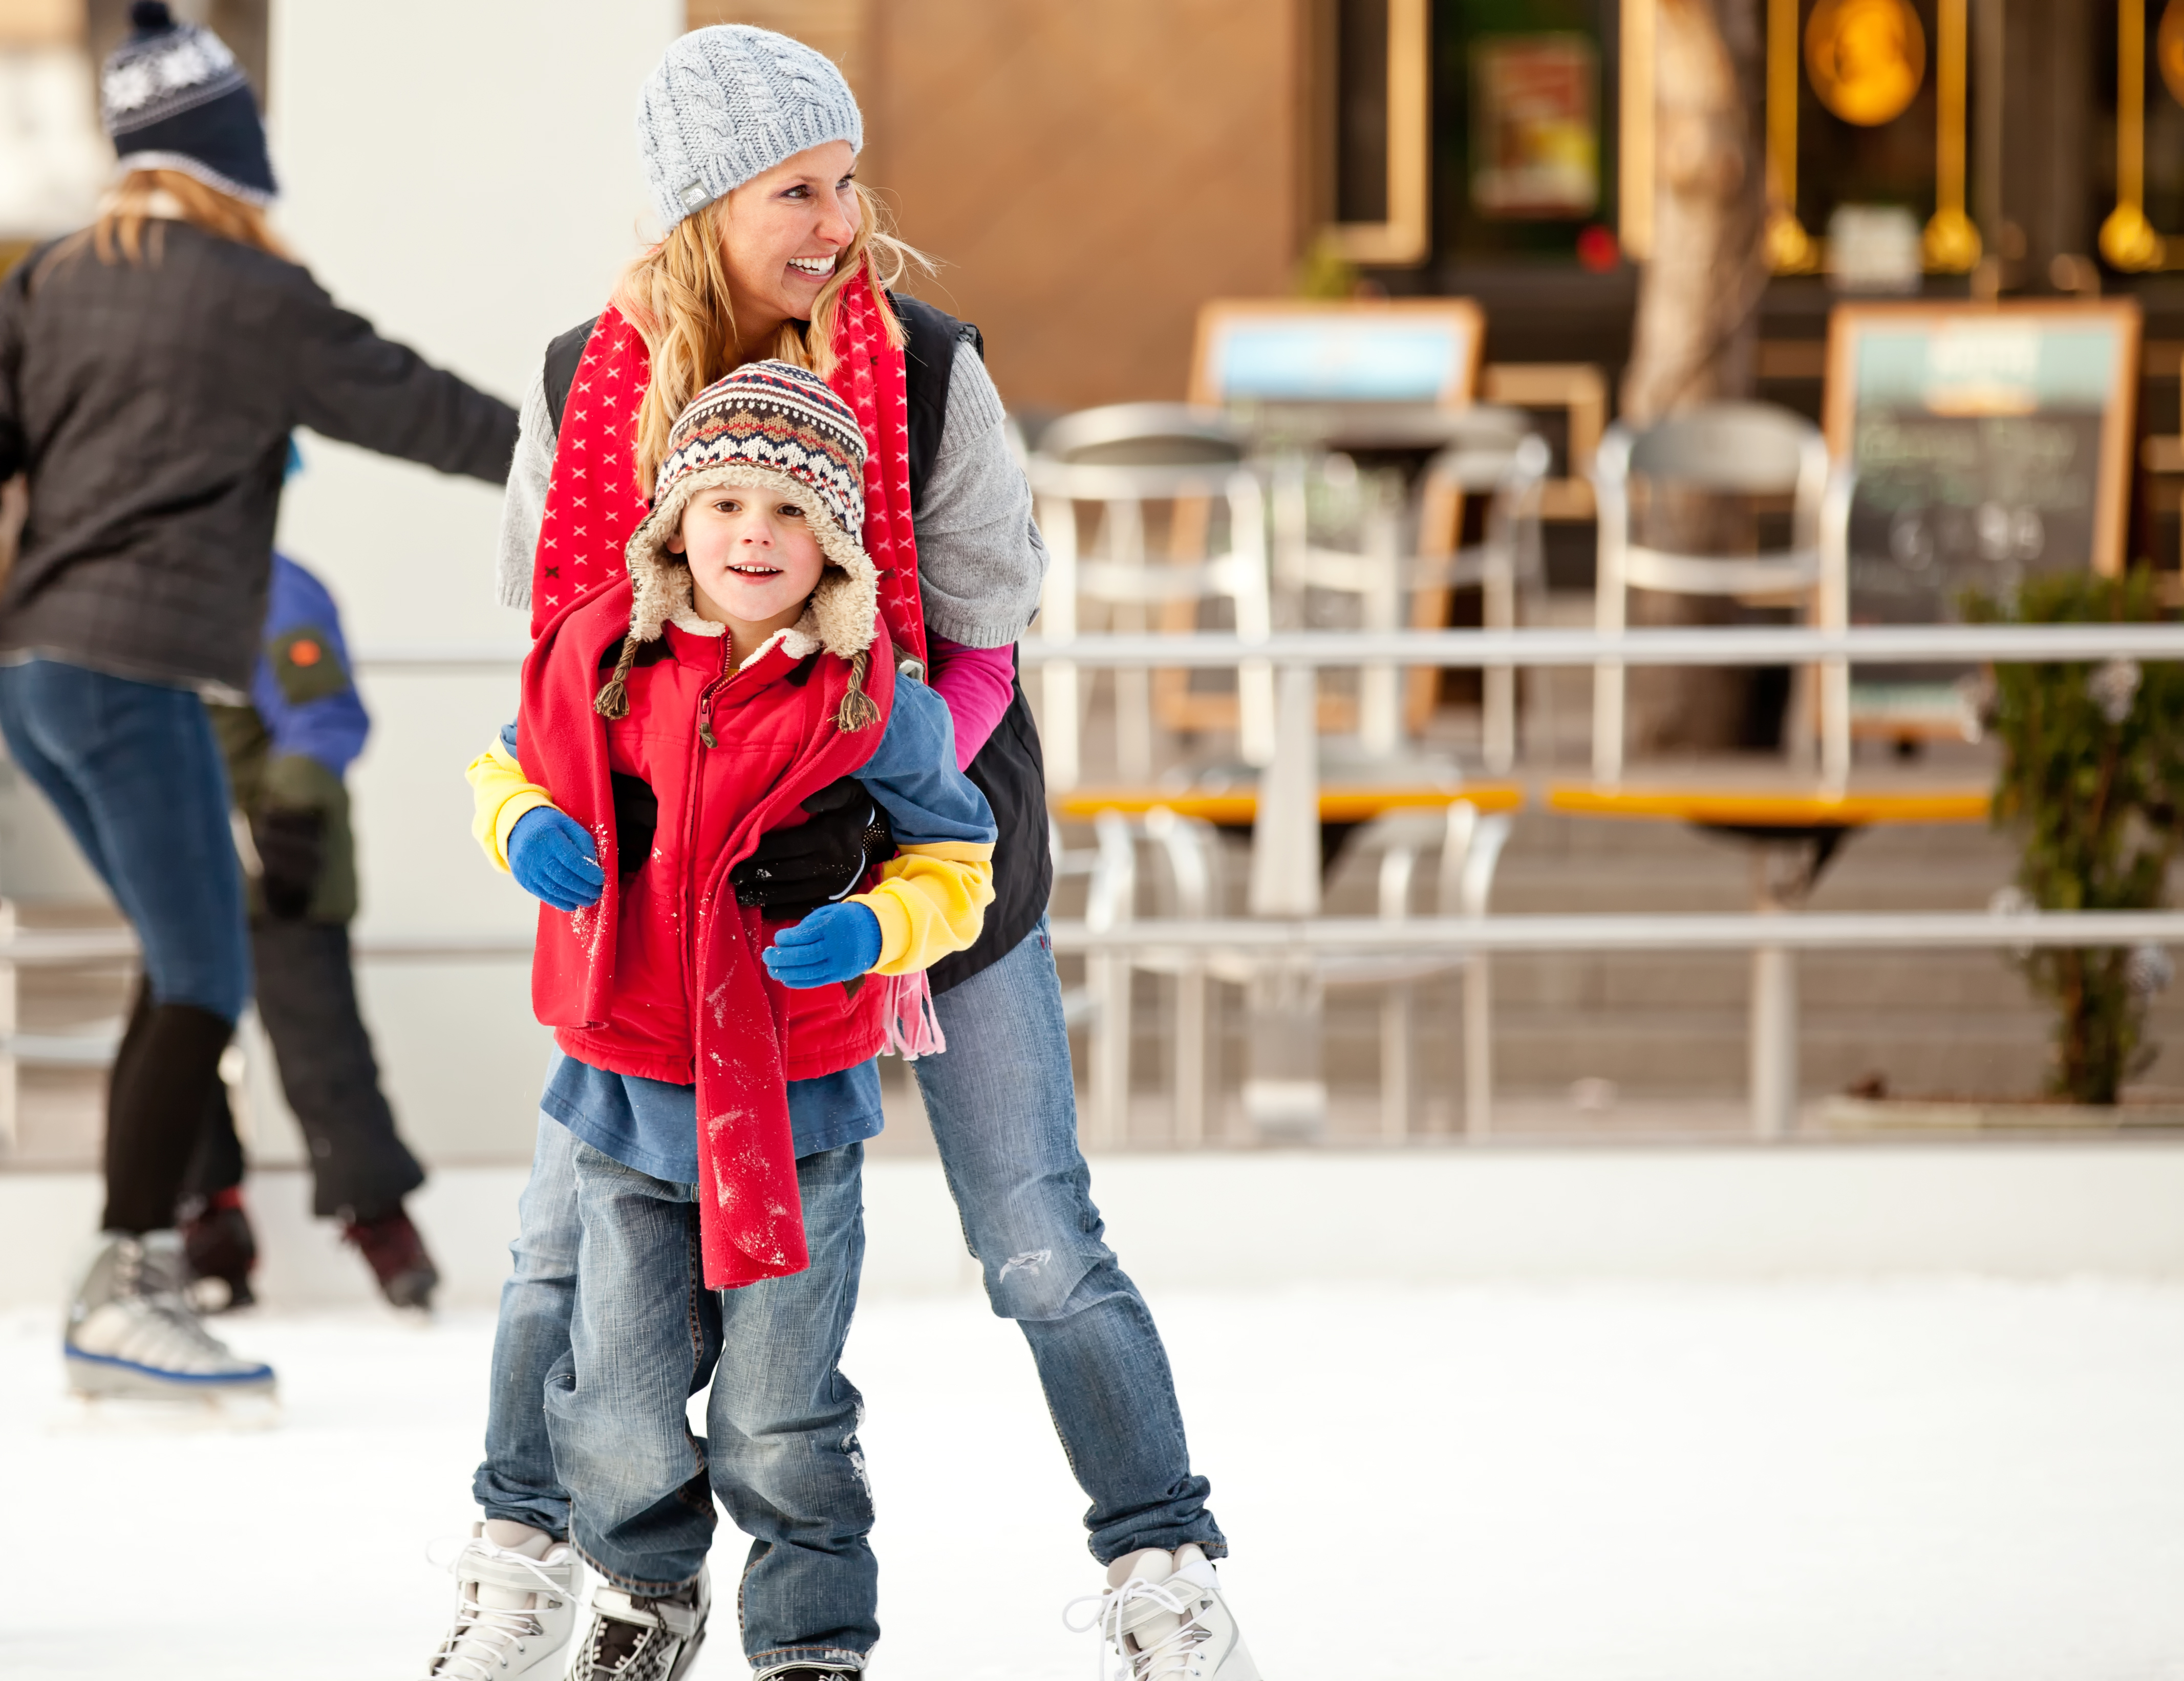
[0, 658, 249, 1020]
[0, 658, 250, 1232]
[475, 921, 1224, 1577]
[508, 1132, 874, 1670]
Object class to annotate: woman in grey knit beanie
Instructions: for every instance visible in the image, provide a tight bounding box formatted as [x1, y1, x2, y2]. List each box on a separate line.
[434, 27, 1259, 1681]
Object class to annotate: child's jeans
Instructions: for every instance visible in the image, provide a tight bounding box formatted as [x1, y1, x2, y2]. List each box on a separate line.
[539, 1128, 875, 1672]
[477, 920, 1226, 1576]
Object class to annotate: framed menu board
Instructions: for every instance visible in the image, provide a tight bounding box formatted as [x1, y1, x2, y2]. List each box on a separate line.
[1823, 300, 2143, 732]
[1189, 298, 1484, 408]
[1825, 300, 2142, 593]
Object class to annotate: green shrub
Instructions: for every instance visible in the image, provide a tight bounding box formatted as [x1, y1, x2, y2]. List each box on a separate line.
[1965, 568, 2184, 1103]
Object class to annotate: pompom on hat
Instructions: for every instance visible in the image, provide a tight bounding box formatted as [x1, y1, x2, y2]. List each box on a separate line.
[101, 2, 275, 205]
[596, 360, 882, 728]
[637, 25, 863, 231]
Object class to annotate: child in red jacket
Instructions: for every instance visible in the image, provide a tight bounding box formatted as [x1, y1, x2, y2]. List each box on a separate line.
[459, 361, 993, 1678]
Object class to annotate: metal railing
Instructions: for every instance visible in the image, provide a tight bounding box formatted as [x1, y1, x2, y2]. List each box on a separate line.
[6, 624, 2179, 1154]
[1011, 623, 2184, 667]
[1048, 912, 2184, 954]
[1027, 620, 2184, 1142]
[346, 624, 2184, 675]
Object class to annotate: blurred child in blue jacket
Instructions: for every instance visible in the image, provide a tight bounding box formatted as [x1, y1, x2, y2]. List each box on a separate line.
[176, 552, 439, 1309]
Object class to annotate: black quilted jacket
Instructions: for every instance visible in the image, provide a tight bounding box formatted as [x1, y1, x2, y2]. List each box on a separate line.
[0, 221, 517, 692]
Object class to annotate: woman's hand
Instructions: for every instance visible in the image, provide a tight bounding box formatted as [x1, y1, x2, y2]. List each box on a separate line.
[762, 901, 882, 988]
[732, 776, 890, 914]
[507, 807, 603, 911]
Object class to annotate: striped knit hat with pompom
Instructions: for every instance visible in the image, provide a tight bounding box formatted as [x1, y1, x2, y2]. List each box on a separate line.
[597, 360, 881, 728]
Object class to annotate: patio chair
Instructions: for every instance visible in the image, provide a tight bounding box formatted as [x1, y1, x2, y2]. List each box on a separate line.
[1263, 406, 1549, 770]
[1589, 403, 1847, 786]
[1071, 798, 1513, 1146]
[1029, 404, 1273, 790]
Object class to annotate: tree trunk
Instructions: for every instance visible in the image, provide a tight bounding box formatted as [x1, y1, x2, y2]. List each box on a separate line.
[1619, 0, 1773, 756]
[1623, 0, 1767, 421]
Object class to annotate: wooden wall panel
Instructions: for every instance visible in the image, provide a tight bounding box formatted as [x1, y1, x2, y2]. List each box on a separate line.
[681, 1, 1304, 413]
[873, 0, 1302, 412]
[0, 0, 83, 47]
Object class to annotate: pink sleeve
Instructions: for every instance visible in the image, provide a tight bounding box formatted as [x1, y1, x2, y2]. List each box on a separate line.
[926, 634, 1017, 771]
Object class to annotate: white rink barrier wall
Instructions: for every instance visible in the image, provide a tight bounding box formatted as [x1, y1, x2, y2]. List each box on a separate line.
[5, 1142, 2184, 1310]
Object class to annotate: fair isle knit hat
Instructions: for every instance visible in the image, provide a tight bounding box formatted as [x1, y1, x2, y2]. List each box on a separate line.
[597, 360, 881, 727]
[101, 3, 276, 205]
[637, 25, 863, 231]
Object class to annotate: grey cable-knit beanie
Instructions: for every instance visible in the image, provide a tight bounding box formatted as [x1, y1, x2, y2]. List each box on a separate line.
[638, 26, 863, 232]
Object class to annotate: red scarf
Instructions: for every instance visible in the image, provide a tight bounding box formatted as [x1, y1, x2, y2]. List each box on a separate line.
[530, 267, 927, 663]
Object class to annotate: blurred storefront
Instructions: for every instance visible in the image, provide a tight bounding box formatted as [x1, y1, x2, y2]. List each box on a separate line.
[7, 0, 2181, 547]
[688, 0, 2181, 564]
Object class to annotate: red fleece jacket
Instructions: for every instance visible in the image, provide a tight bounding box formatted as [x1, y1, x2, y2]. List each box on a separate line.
[519, 579, 896, 1288]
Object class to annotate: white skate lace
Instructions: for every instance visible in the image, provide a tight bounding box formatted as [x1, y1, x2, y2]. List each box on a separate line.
[424, 1541, 569, 1681]
[1064, 1578, 1213, 1681]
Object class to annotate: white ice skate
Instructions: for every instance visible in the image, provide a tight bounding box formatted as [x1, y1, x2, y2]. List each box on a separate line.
[1069, 1544, 1261, 1681]
[64, 1230, 275, 1399]
[424, 1523, 581, 1681]
[569, 1562, 709, 1680]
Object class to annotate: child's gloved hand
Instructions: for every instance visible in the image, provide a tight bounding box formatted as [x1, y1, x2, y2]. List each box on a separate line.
[762, 901, 883, 989]
[507, 807, 603, 911]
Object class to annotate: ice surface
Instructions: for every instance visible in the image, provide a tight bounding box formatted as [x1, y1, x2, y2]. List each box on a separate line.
[4, 1281, 2183, 1679]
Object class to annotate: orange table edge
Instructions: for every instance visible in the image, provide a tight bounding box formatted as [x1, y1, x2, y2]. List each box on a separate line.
[1546, 785, 1991, 826]
[1055, 785, 1527, 824]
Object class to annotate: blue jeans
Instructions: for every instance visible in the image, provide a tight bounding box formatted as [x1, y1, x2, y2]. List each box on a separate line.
[0, 657, 249, 1021]
[503, 1128, 875, 1669]
[475, 922, 1222, 1572]
[911, 919, 1224, 1562]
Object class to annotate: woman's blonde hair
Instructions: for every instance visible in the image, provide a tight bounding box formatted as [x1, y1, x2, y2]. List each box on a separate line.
[39, 169, 288, 281]
[611, 180, 932, 496]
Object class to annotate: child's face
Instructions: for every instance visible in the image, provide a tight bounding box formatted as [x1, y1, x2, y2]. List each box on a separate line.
[669, 488, 827, 630]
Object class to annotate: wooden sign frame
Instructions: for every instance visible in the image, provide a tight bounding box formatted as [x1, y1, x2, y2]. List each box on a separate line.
[1188, 298, 1486, 411]
[1823, 299, 2143, 576]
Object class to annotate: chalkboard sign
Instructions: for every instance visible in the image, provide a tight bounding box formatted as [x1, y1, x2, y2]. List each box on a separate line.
[1189, 299, 1484, 407]
[1823, 300, 2142, 729]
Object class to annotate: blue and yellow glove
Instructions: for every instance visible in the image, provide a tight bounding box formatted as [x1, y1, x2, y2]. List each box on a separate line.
[762, 901, 883, 989]
[507, 808, 603, 911]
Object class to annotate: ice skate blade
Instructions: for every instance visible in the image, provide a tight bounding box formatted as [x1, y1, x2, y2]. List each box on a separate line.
[55, 1386, 281, 1433]
[65, 1347, 277, 1400]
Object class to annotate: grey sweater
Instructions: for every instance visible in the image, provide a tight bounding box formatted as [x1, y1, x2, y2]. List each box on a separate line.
[0, 220, 518, 693]
[495, 340, 1045, 649]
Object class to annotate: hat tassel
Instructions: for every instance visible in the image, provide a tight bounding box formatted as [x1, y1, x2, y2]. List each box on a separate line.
[594, 632, 641, 719]
[837, 648, 880, 731]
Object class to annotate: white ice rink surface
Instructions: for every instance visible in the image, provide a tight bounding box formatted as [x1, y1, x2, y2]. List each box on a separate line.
[6, 1281, 2184, 1681]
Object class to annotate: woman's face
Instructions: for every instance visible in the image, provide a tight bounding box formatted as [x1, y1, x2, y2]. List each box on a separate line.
[717, 140, 862, 342]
